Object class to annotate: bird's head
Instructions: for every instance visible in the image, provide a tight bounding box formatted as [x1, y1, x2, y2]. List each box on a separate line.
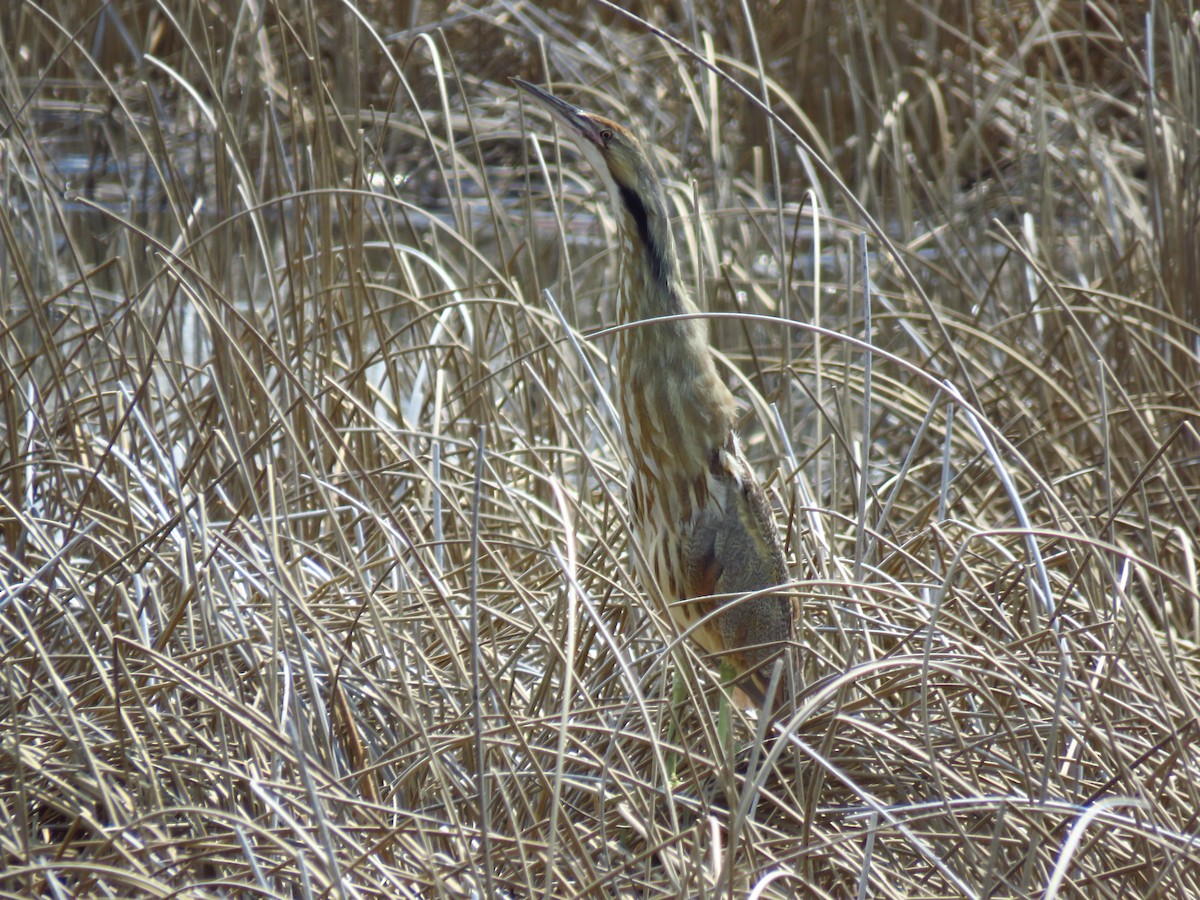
[513, 78, 659, 211]
[514, 77, 682, 298]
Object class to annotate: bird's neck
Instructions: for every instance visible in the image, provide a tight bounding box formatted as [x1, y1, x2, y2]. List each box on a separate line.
[613, 179, 695, 322]
[613, 178, 739, 474]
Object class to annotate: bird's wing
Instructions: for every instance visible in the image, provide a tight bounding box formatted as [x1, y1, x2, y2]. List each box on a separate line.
[683, 463, 786, 600]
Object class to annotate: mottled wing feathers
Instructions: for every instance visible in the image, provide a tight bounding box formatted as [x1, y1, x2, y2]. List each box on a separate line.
[683, 515, 722, 600]
[680, 443, 793, 689]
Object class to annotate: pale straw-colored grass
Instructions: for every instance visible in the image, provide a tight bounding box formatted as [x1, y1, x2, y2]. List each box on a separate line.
[2, 1, 1198, 897]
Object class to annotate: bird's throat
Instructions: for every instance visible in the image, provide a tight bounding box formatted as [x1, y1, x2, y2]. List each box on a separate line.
[618, 183, 671, 294]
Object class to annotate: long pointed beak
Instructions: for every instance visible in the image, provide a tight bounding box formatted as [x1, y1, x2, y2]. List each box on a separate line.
[512, 78, 604, 148]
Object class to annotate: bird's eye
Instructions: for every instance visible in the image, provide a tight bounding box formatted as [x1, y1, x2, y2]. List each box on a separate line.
[599, 129, 613, 142]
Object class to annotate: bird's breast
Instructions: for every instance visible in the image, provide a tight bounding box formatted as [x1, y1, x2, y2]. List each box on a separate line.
[616, 326, 736, 463]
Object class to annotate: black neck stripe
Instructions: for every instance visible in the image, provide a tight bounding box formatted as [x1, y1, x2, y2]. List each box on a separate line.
[618, 182, 669, 288]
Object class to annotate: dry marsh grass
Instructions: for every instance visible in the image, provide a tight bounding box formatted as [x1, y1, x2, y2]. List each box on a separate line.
[2, 1, 1199, 897]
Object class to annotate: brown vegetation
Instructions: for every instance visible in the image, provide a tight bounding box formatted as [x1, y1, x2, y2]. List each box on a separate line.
[2, 1, 1198, 896]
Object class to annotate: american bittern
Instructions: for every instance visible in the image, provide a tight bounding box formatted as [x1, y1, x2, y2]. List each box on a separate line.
[515, 78, 795, 707]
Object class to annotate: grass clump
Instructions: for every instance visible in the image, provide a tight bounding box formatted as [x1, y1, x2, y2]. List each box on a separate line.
[1, 1, 1198, 897]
